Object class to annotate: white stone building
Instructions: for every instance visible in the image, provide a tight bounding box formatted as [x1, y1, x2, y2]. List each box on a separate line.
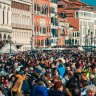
[76, 10, 96, 47]
[11, 0, 32, 51]
[0, 0, 12, 41]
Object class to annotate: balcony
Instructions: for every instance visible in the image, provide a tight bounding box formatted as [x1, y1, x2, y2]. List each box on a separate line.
[51, 24, 58, 29]
[12, 23, 32, 29]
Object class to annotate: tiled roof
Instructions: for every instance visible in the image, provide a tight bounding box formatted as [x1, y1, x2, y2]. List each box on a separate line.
[58, 0, 94, 10]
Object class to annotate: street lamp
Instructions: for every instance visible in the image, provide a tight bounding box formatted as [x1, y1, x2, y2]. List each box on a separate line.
[90, 32, 93, 54]
[30, 37, 32, 50]
[94, 37, 96, 51]
[8, 36, 12, 54]
[85, 35, 88, 51]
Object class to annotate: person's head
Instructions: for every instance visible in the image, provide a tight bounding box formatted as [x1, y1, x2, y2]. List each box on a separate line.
[50, 63, 55, 68]
[1, 77, 4, 83]
[11, 75, 16, 81]
[80, 80, 88, 88]
[81, 73, 87, 80]
[54, 81, 64, 91]
[66, 66, 71, 72]
[54, 70, 59, 76]
[72, 87, 81, 96]
[90, 74, 95, 80]
[37, 81, 45, 86]
[93, 68, 96, 74]
[86, 85, 96, 96]
[4, 76, 9, 83]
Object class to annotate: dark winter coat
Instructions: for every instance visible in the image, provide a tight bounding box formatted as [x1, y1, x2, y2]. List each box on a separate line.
[48, 89, 65, 96]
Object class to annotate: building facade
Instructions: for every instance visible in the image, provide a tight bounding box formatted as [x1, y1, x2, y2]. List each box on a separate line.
[0, 0, 12, 41]
[77, 10, 96, 46]
[1, 0, 96, 52]
[11, 0, 32, 51]
[58, 19, 69, 46]
[34, 0, 51, 48]
[58, 0, 95, 47]
[50, 0, 58, 47]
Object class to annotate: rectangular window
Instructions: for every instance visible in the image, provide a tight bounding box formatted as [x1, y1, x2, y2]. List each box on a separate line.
[7, 12, 8, 24]
[47, 27, 49, 32]
[58, 5, 63, 8]
[76, 12, 79, 18]
[34, 26, 36, 31]
[11, 1, 30, 11]
[3, 10, 4, 24]
[34, 4, 36, 11]
[37, 26, 39, 32]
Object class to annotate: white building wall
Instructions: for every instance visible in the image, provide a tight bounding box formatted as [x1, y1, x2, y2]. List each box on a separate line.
[0, 0, 12, 40]
[11, 0, 32, 51]
[77, 10, 96, 46]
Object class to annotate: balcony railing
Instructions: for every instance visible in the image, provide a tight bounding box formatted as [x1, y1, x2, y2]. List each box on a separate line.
[12, 23, 32, 29]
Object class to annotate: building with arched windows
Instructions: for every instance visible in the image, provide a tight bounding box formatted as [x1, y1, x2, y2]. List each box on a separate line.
[57, 0, 96, 47]
[0, 0, 12, 41]
[11, 0, 32, 51]
[0, 0, 13, 52]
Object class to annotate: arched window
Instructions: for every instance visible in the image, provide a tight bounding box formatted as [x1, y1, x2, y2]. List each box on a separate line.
[41, 40, 44, 46]
[72, 39, 74, 44]
[45, 38, 49, 46]
[3, 7, 6, 24]
[75, 40, 77, 44]
[37, 40, 40, 46]
[7, 7, 10, 24]
[75, 33, 77, 37]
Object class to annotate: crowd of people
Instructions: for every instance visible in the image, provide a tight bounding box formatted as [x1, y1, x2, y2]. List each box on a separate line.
[0, 49, 96, 96]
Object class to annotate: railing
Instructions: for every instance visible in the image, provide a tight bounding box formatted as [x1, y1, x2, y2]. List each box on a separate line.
[12, 23, 32, 29]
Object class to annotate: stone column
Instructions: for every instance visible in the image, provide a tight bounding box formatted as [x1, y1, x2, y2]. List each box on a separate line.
[4, 7, 7, 24]
[8, 7, 11, 26]
[0, 7, 3, 24]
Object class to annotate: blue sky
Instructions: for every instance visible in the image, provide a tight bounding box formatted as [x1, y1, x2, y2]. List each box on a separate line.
[81, 0, 96, 6]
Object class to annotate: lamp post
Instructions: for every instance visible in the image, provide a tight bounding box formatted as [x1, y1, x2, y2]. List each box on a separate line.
[85, 35, 88, 52]
[30, 37, 32, 50]
[90, 32, 93, 55]
[8, 36, 12, 54]
[94, 37, 96, 51]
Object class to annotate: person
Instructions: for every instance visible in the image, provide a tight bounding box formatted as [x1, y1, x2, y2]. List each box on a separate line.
[48, 81, 65, 96]
[71, 87, 81, 96]
[86, 85, 96, 96]
[57, 62, 66, 78]
[0, 48, 96, 96]
[11, 73, 26, 96]
[32, 81, 48, 96]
